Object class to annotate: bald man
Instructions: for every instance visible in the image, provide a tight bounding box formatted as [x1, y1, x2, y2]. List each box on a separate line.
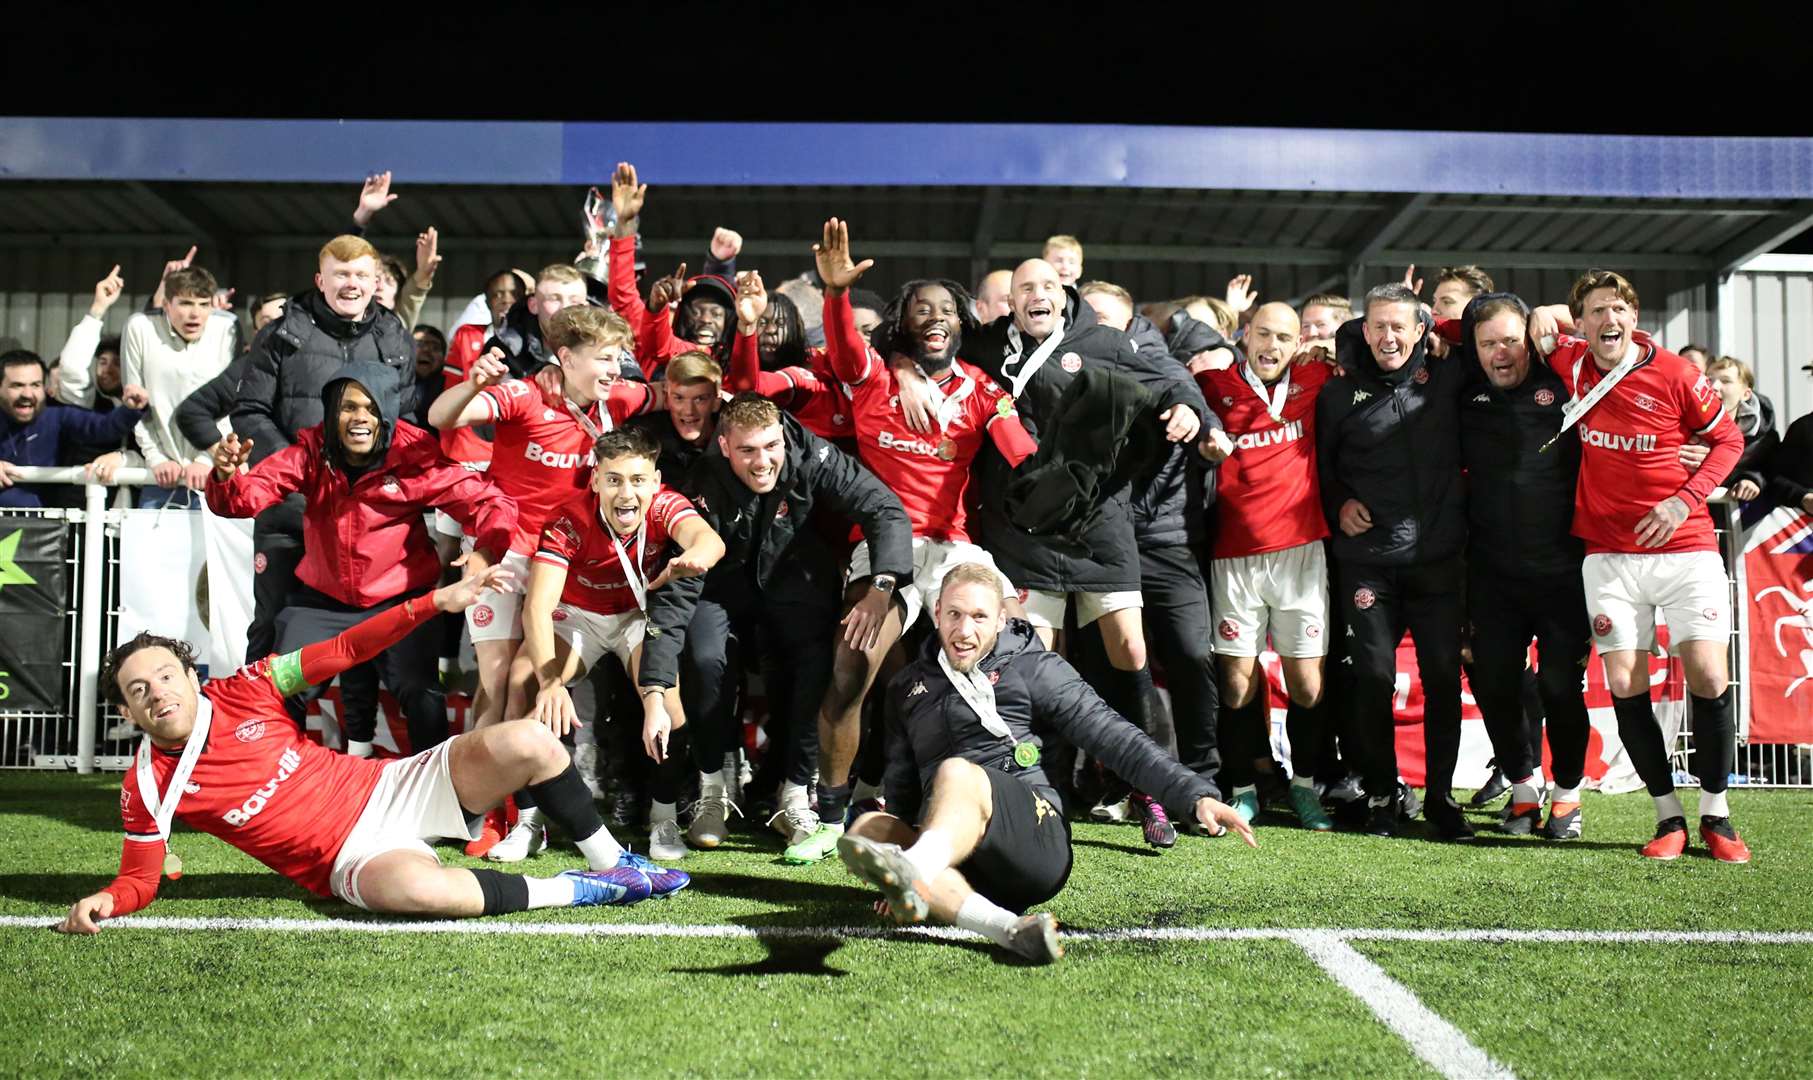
[973, 270, 1012, 324]
[1194, 302, 1342, 830]
[948, 257, 1210, 833]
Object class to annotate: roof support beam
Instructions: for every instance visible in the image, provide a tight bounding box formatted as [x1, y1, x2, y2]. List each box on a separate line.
[1343, 192, 1433, 301]
[969, 186, 1002, 289]
[122, 181, 234, 244]
[1709, 205, 1813, 272]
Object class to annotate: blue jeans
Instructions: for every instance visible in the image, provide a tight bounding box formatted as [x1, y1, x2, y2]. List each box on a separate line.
[137, 484, 199, 510]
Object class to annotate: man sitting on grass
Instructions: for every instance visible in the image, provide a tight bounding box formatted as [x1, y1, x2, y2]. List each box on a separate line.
[836, 564, 1256, 964]
[57, 565, 686, 934]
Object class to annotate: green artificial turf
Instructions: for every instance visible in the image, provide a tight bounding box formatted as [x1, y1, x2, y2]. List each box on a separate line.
[1, 773, 1808, 1077]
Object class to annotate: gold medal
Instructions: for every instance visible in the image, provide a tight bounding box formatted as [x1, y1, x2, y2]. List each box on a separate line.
[936, 438, 957, 461]
[163, 851, 184, 879]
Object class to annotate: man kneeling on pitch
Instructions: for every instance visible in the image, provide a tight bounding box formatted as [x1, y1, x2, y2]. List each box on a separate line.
[57, 567, 687, 934]
[838, 564, 1256, 963]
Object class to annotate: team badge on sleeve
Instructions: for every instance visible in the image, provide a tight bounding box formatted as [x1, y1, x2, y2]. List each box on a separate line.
[1217, 618, 1239, 641]
[1592, 614, 1613, 637]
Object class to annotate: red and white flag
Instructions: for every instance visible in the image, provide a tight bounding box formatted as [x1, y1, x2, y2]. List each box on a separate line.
[1742, 506, 1813, 744]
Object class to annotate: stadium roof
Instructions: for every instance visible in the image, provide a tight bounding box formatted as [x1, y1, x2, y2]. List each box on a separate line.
[4, 119, 1812, 294]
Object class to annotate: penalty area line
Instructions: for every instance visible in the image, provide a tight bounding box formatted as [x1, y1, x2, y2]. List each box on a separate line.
[3, 915, 1811, 946]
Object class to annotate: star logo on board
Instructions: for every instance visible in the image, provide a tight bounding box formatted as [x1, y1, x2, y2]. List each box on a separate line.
[0, 529, 37, 590]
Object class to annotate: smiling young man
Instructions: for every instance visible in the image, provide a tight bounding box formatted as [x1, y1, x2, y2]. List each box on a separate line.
[727, 273, 855, 446]
[124, 265, 240, 508]
[429, 304, 658, 857]
[605, 162, 738, 372]
[1195, 302, 1337, 830]
[233, 235, 419, 664]
[639, 394, 912, 858]
[55, 565, 687, 935]
[803, 217, 1039, 864]
[834, 564, 1254, 964]
[207, 359, 517, 757]
[1528, 270, 1748, 861]
[517, 426, 723, 862]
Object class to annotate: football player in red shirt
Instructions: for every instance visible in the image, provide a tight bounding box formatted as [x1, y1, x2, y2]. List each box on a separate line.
[786, 217, 1038, 863]
[55, 565, 687, 934]
[728, 271, 855, 445]
[518, 426, 724, 862]
[1528, 270, 1749, 861]
[1196, 302, 1336, 830]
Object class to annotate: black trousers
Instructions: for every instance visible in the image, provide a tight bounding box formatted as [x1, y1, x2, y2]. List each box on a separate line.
[680, 567, 838, 788]
[1138, 544, 1220, 782]
[1337, 554, 1465, 800]
[1467, 565, 1593, 790]
[273, 588, 449, 752]
[247, 525, 304, 663]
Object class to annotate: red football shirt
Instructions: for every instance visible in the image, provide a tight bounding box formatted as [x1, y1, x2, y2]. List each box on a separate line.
[842, 353, 1017, 542]
[480, 378, 656, 554]
[1199, 361, 1332, 558]
[440, 324, 495, 466]
[533, 486, 699, 614]
[1546, 334, 1742, 555]
[115, 659, 386, 900]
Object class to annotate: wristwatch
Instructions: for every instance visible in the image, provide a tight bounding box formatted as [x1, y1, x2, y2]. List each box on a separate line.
[870, 574, 898, 595]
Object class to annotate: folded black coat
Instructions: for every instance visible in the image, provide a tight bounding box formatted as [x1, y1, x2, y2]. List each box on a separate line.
[1004, 366, 1163, 550]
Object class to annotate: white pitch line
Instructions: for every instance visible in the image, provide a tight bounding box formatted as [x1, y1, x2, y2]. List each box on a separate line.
[1289, 929, 1517, 1080]
[3, 915, 1810, 946]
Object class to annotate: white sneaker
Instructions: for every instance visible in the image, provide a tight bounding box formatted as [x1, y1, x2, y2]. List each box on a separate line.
[649, 818, 688, 861]
[687, 794, 741, 849]
[768, 805, 819, 846]
[485, 820, 547, 863]
[1089, 796, 1131, 823]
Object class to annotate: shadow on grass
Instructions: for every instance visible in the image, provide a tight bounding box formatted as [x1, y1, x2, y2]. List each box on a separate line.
[0, 776, 132, 835]
[0, 872, 309, 906]
[1071, 836, 1160, 858]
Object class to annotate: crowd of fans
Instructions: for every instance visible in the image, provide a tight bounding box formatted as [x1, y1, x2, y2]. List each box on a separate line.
[20, 168, 1813, 959]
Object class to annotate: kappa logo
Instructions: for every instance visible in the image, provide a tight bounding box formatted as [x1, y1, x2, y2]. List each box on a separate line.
[1353, 587, 1376, 611]
[472, 604, 495, 628]
[381, 474, 401, 494]
[1471, 394, 1492, 403]
[1352, 390, 1372, 404]
[1592, 613, 1613, 637]
[1534, 388, 1556, 406]
[1222, 395, 1235, 407]
[1059, 352, 1083, 373]
[818, 445, 830, 461]
[908, 681, 927, 697]
[1217, 618, 1239, 641]
[234, 719, 266, 743]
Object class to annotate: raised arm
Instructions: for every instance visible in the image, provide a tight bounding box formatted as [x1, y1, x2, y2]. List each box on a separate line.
[428, 348, 509, 431]
[815, 218, 879, 384]
[204, 434, 306, 519]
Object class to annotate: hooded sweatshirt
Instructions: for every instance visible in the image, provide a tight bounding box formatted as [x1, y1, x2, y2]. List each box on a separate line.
[209, 359, 517, 609]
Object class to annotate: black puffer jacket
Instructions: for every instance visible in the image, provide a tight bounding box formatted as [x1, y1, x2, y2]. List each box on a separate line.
[882, 619, 1220, 823]
[1129, 312, 1224, 548]
[1454, 293, 1584, 580]
[639, 411, 913, 689]
[967, 287, 1208, 591]
[1315, 309, 1467, 567]
[232, 290, 417, 535]
[626, 412, 709, 481]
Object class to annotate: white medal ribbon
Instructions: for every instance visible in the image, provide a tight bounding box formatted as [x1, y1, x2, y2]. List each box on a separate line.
[916, 365, 976, 440]
[1002, 323, 1067, 399]
[606, 509, 652, 612]
[564, 395, 610, 445]
[134, 696, 213, 846]
[1543, 342, 1646, 452]
[1240, 359, 1291, 423]
[937, 649, 1013, 742]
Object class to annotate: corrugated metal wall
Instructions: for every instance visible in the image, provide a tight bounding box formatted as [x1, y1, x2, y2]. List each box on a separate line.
[1723, 269, 1813, 427]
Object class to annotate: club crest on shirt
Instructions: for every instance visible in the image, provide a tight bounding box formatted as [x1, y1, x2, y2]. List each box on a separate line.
[1702, 607, 1719, 622]
[987, 670, 1000, 685]
[1288, 382, 1305, 397]
[1060, 352, 1083, 373]
[1222, 396, 1235, 407]
[1353, 587, 1376, 611]
[774, 500, 790, 520]
[1630, 392, 1665, 414]
[1534, 388, 1556, 406]
[234, 719, 266, 743]
[382, 474, 400, 494]
[1412, 368, 1429, 385]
